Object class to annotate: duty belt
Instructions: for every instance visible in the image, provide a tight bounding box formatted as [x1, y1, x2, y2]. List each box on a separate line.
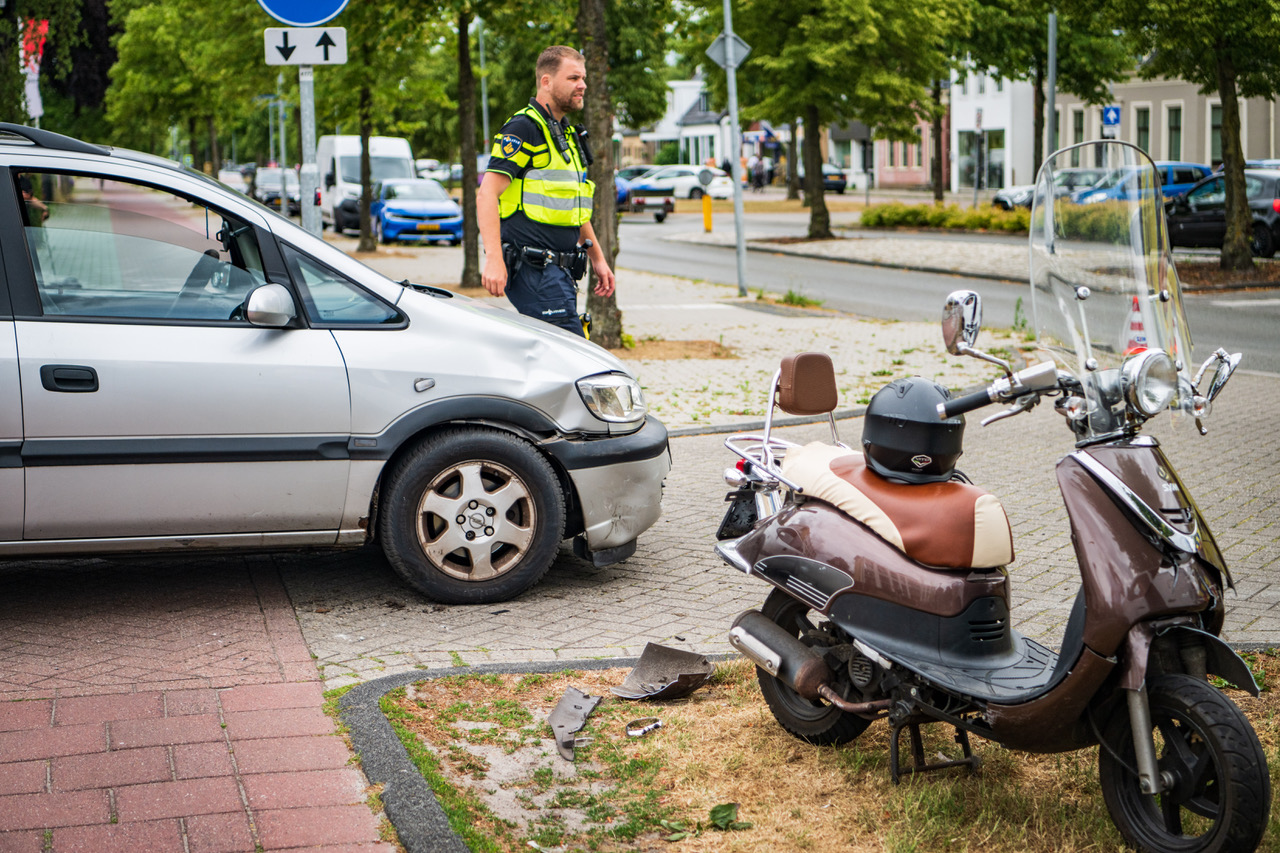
[503, 242, 589, 280]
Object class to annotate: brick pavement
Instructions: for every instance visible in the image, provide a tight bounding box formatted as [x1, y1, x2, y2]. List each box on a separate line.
[0, 556, 392, 852]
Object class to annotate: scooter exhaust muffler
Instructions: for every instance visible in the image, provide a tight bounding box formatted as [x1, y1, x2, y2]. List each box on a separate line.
[730, 609, 834, 700]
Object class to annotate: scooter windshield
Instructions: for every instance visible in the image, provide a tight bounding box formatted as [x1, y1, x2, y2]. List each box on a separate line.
[1029, 142, 1196, 441]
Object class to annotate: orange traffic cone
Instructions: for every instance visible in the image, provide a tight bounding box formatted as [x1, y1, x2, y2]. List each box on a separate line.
[1123, 295, 1148, 355]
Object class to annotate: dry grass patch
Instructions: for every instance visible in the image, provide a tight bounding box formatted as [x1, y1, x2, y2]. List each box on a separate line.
[610, 339, 738, 360]
[1176, 259, 1280, 290]
[381, 653, 1280, 852]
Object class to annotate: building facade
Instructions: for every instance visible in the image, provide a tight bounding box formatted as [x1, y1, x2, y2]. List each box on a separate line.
[949, 70, 1037, 191]
[1052, 79, 1279, 168]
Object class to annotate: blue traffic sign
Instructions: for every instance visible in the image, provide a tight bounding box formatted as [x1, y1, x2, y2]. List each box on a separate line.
[257, 0, 348, 27]
[1103, 105, 1121, 126]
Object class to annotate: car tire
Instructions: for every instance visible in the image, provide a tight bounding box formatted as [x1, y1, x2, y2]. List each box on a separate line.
[332, 209, 345, 235]
[689, 187, 703, 200]
[654, 211, 667, 223]
[1250, 223, 1276, 258]
[375, 218, 391, 245]
[378, 428, 565, 604]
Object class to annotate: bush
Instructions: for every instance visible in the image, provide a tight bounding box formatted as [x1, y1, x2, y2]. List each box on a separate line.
[862, 202, 1029, 233]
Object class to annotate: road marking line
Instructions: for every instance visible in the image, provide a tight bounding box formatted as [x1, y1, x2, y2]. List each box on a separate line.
[618, 303, 736, 310]
[1210, 298, 1280, 308]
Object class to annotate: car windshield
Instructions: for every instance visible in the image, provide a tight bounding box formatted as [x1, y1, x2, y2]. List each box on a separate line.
[385, 181, 450, 201]
[339, 156, 415, 184]
[1030, 142, 1196, 441]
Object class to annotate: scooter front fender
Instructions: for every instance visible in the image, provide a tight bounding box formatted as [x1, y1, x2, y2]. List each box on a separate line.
[1118, 622, 1260, 696]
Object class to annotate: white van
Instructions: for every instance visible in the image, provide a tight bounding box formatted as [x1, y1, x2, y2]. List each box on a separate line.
[317, 135, 416, 233]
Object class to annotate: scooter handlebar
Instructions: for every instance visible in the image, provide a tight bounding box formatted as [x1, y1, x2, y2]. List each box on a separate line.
[938, 388, 993, 419]
[937, 361, 1061, 420]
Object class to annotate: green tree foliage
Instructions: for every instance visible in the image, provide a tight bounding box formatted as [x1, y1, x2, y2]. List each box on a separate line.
[0, 0, 86, 124]
[699, 0, 964, 238]
[965, 0, 1136, 175]
[1093, 0, 1280, 270]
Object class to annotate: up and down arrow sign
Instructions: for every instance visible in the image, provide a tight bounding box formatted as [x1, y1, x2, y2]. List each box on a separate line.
[264, 27, 348, 66]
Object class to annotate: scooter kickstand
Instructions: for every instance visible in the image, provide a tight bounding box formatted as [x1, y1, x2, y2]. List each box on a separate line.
[889, 722, 982, 784]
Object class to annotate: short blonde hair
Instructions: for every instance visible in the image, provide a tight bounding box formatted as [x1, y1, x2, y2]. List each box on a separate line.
[536, 46, 584, 84]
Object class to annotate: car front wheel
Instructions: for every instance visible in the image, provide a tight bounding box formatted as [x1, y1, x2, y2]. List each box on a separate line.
[379, 428, 565, 604]
[689, 187, 703, 200]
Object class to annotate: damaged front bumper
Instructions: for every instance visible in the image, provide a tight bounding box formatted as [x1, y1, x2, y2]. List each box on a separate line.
[545, 415, 670, 564]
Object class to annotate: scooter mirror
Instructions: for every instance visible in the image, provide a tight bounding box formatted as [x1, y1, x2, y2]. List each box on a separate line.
[942, 290, 982, 355]
[1206, 351, 1243, 402]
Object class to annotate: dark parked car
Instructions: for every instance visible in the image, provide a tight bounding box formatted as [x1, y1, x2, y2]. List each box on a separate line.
[1165, 168, 1280, 258]
[797, 163, 847, 194]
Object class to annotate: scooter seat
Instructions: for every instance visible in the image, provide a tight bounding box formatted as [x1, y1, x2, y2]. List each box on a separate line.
[781, 443, 1014, 569]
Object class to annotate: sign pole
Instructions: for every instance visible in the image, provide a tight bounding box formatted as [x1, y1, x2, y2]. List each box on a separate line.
[722, 0, 748, 298]
[299, 65, 320, 235]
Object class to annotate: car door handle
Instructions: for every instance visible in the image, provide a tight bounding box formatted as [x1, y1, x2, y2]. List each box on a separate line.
[40, 364, 99, 393]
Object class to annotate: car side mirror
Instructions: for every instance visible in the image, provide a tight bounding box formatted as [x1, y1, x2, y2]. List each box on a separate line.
[244, 283, 297, 327]
[324, 172, 335, 189]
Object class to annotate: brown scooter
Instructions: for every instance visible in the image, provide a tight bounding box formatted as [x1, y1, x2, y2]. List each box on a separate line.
[715, 142, 1270, 852]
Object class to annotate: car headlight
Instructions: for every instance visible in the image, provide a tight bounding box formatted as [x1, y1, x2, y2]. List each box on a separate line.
[1122, 349, 1178, 416]
[577, 373, 646, 423]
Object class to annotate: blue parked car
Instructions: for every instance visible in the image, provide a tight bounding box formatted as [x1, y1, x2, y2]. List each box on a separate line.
[371, 178, 463, 245]
[1071, 160, 1211, 205]
[615, 173, 632, 206]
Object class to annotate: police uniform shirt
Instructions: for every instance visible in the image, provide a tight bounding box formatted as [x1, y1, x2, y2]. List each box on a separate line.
[487, 99, 587, 255]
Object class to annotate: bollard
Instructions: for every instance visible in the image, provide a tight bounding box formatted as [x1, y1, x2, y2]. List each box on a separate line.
[702, 191, 713, 232]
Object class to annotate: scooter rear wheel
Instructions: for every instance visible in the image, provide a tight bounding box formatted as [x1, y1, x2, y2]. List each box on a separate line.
[1098, 673, 1269, 853]
[756, 590, 873, 745]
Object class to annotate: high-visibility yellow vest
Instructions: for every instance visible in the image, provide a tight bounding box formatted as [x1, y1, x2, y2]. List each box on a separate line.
[493, 105, 595, 228]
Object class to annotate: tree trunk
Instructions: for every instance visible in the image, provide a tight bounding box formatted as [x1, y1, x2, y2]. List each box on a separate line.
[804, 106, 831, 239]
[207, 116, 220, 174]
[357, 84, 375, 252]
[786, 121, 800, 200]
[458, 9, 480, 288]
[578, 0, 622, 348]
[1032, 65, 1045, 179]
[931, 81, 944, 202]
[1215, 52, 1252, 272]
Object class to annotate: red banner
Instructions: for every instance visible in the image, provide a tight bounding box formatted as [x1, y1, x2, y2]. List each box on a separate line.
[21, 19, 49, 73]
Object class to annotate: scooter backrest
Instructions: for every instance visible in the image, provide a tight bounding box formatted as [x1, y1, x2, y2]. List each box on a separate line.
[778, 352, 838, 415]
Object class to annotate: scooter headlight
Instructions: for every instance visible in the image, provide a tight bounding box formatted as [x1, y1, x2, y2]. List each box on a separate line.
[1122, 349, 1178, 416]
[577, 373, 647, 423]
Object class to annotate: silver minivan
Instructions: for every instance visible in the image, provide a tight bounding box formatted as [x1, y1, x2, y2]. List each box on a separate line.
[0, 124, 670, 604]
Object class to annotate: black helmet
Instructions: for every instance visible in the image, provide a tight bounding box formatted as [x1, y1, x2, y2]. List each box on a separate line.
[862, 377, 964, 484]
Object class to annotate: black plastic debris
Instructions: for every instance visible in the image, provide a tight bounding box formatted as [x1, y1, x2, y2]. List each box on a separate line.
[548, 686, 601, 760]
[611, 642, 713, 701]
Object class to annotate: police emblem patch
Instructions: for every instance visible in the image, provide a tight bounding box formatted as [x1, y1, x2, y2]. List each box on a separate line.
[500, 134, 523, 158]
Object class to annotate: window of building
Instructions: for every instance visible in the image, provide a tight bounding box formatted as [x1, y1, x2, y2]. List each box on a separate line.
[995, 78, 1003, 93]
[913, 128, 923, 168]
[1071, 110, 1085, 167]
[888, 140, 896, 167]
[1210, 104, 1223, 167]
[977, 75, 985, 95]
[1136, 107, 1150, 152]
[1168, 106, 1182, 160]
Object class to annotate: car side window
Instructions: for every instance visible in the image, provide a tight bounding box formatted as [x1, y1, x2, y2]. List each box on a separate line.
[281, 245, 404, 326]
[1188, 178, 1225, 208]
[1244, 176, 1265, 199]
[16, 172, 267, 322]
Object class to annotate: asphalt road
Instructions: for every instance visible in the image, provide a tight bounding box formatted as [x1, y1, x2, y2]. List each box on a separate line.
[616, 211, 1280, 374]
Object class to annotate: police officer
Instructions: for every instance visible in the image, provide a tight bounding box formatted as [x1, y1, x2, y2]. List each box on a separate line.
[478, 45, 614, 336]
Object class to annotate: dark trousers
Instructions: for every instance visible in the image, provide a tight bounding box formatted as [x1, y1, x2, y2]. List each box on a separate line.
[505, 261, 583, 336]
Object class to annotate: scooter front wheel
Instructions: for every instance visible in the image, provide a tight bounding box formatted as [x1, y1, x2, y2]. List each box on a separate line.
[1098, 673, 1270, 853]
[756, 590, 873, 745]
